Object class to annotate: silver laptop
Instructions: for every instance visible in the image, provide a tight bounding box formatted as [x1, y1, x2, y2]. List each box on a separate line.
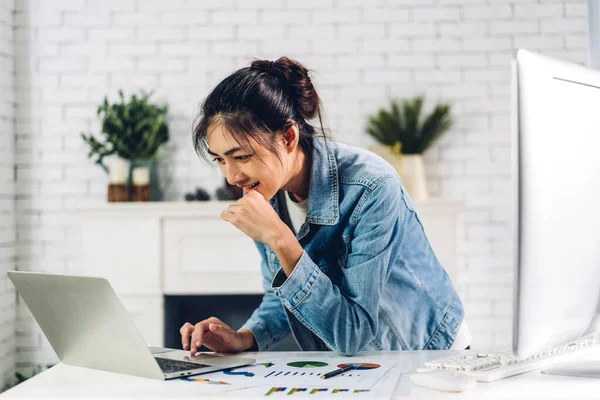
[7, 271, 255, 380]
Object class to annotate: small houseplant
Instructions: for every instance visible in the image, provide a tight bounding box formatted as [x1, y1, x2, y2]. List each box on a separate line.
[81, 90, 169, 201]
[366, 96, 453, 200]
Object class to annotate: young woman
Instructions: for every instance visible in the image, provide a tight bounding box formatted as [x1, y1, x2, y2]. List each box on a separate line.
[180, 57, 470, 356]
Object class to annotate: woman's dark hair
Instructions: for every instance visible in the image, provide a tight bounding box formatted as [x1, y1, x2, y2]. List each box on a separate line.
[192, 57, 328, 163]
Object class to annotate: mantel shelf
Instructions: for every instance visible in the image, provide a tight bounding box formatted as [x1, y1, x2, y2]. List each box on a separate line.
[77, 199, 464, 215]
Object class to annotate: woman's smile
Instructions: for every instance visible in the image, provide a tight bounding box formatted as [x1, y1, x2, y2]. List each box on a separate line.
[241, 181, 260, 194]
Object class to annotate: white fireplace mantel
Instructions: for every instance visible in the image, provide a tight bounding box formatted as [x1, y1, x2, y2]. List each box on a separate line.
[78, 200, 462, 347]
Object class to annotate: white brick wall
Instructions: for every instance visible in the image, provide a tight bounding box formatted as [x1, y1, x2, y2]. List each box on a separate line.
[0, 0, 16, 391]
[7, 0, 589, 371]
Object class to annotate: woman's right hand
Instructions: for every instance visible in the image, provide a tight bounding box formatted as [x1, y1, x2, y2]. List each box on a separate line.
[180, 317, 256, 355]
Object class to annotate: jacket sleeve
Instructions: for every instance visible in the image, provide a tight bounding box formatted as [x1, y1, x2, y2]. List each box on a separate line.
[240, 241, 291, 351]
[271, 176, 404, 355]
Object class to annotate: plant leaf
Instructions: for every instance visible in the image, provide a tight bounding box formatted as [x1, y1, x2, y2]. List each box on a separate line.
[81, 90, 169, 163]
[365, 96, 453, 154]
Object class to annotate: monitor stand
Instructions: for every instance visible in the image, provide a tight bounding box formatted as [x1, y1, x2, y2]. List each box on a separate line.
[543, 329, 600, 378]
[542, 360, 600, 378]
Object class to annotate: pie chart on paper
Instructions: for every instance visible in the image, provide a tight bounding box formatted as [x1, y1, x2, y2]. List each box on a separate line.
[286, 361, 329, 368]
[337, 363, 381, 370]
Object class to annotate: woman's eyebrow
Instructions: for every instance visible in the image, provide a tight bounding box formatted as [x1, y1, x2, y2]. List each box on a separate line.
[207, 147, 243, 157]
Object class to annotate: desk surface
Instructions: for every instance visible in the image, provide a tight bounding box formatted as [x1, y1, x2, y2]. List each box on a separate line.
[3, 350, 600, 399]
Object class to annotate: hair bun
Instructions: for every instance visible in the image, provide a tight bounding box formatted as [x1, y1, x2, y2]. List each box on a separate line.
[251, 57, 320, 122]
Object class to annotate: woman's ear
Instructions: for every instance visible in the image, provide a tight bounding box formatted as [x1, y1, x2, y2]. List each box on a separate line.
[282, 121, 300, 153]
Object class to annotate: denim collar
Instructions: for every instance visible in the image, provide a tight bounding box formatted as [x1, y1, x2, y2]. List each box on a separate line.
[270, 137, 339, 227]
[305, 137, 339, 226]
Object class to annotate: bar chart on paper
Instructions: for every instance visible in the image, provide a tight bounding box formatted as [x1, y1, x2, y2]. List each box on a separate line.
[264, 360, 368, 380]
[265, 361, 329, 380]
[264, 387, 374, 396]
[180, 355, 401, 398]
[259, 359, 391, 388]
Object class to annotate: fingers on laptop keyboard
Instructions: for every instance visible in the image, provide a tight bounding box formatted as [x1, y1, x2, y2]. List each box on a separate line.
[183, 317, 228, 355]
[190, 317, 220, 355]
[180, 322, 194, 351]
[190, 322, 205, 355]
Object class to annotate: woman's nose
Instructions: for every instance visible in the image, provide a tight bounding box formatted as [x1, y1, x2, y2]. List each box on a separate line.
[225, 165, 243, 186]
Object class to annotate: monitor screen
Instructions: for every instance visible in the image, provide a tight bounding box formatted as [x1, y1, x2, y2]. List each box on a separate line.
[512, 49, 600, 358]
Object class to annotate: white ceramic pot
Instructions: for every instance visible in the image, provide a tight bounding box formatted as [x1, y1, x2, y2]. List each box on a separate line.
[369, 145, 403, 172]
[399, 154, 429, 202]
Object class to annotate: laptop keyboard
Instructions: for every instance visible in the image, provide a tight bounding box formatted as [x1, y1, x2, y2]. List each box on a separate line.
[155, 357, 210, 373]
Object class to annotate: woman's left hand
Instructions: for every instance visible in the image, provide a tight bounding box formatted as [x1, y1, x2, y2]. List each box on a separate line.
[221, 191, 288, 247]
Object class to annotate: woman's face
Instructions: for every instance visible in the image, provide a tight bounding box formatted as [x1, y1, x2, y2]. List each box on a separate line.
[207, 122, 290, 201]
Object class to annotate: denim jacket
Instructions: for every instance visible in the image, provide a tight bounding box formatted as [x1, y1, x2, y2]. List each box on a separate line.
[241, 138, 464, 354]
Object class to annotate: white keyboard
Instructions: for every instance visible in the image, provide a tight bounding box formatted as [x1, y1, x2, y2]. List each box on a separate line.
[421, 338, 597, 382]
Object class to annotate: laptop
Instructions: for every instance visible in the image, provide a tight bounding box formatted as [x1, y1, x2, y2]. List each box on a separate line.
[7, 271, 255, 380]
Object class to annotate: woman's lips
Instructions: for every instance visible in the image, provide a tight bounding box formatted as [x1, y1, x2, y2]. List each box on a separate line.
[242, 182, 259, 194]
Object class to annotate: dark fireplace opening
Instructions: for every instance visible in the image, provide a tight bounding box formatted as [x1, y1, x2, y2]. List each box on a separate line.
[164, 295, 300, 351]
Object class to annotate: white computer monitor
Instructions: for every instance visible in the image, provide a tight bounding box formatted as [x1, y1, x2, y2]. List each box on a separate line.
[512, 49, 600, 360]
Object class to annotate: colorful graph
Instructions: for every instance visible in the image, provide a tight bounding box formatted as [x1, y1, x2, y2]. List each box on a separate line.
[265, 387, 287, 396]
[287, 361, 328, 368]
[288, 388, 307, 395]
[337, 363, 381, 370]
[265, 370, 324, 378]
[223, 369, 254, 377]
[331, 388, 349, 393]
[265, 387, 372, 396]
[181, 377, 230, 385]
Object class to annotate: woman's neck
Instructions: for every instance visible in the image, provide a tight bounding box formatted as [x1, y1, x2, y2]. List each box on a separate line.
[283, 148, 311, 202]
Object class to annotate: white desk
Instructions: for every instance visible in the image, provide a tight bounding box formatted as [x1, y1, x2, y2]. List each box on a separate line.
[3, 350, 600, 399]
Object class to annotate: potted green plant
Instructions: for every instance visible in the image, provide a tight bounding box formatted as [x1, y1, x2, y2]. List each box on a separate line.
[366, 96, 453, 201]
[81, 90, 169, 201]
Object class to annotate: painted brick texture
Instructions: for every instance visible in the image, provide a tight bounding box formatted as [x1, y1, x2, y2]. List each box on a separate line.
[4, 0, 588, 374]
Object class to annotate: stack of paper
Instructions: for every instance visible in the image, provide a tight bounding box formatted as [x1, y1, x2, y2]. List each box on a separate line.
[173, 354, 402, 399]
